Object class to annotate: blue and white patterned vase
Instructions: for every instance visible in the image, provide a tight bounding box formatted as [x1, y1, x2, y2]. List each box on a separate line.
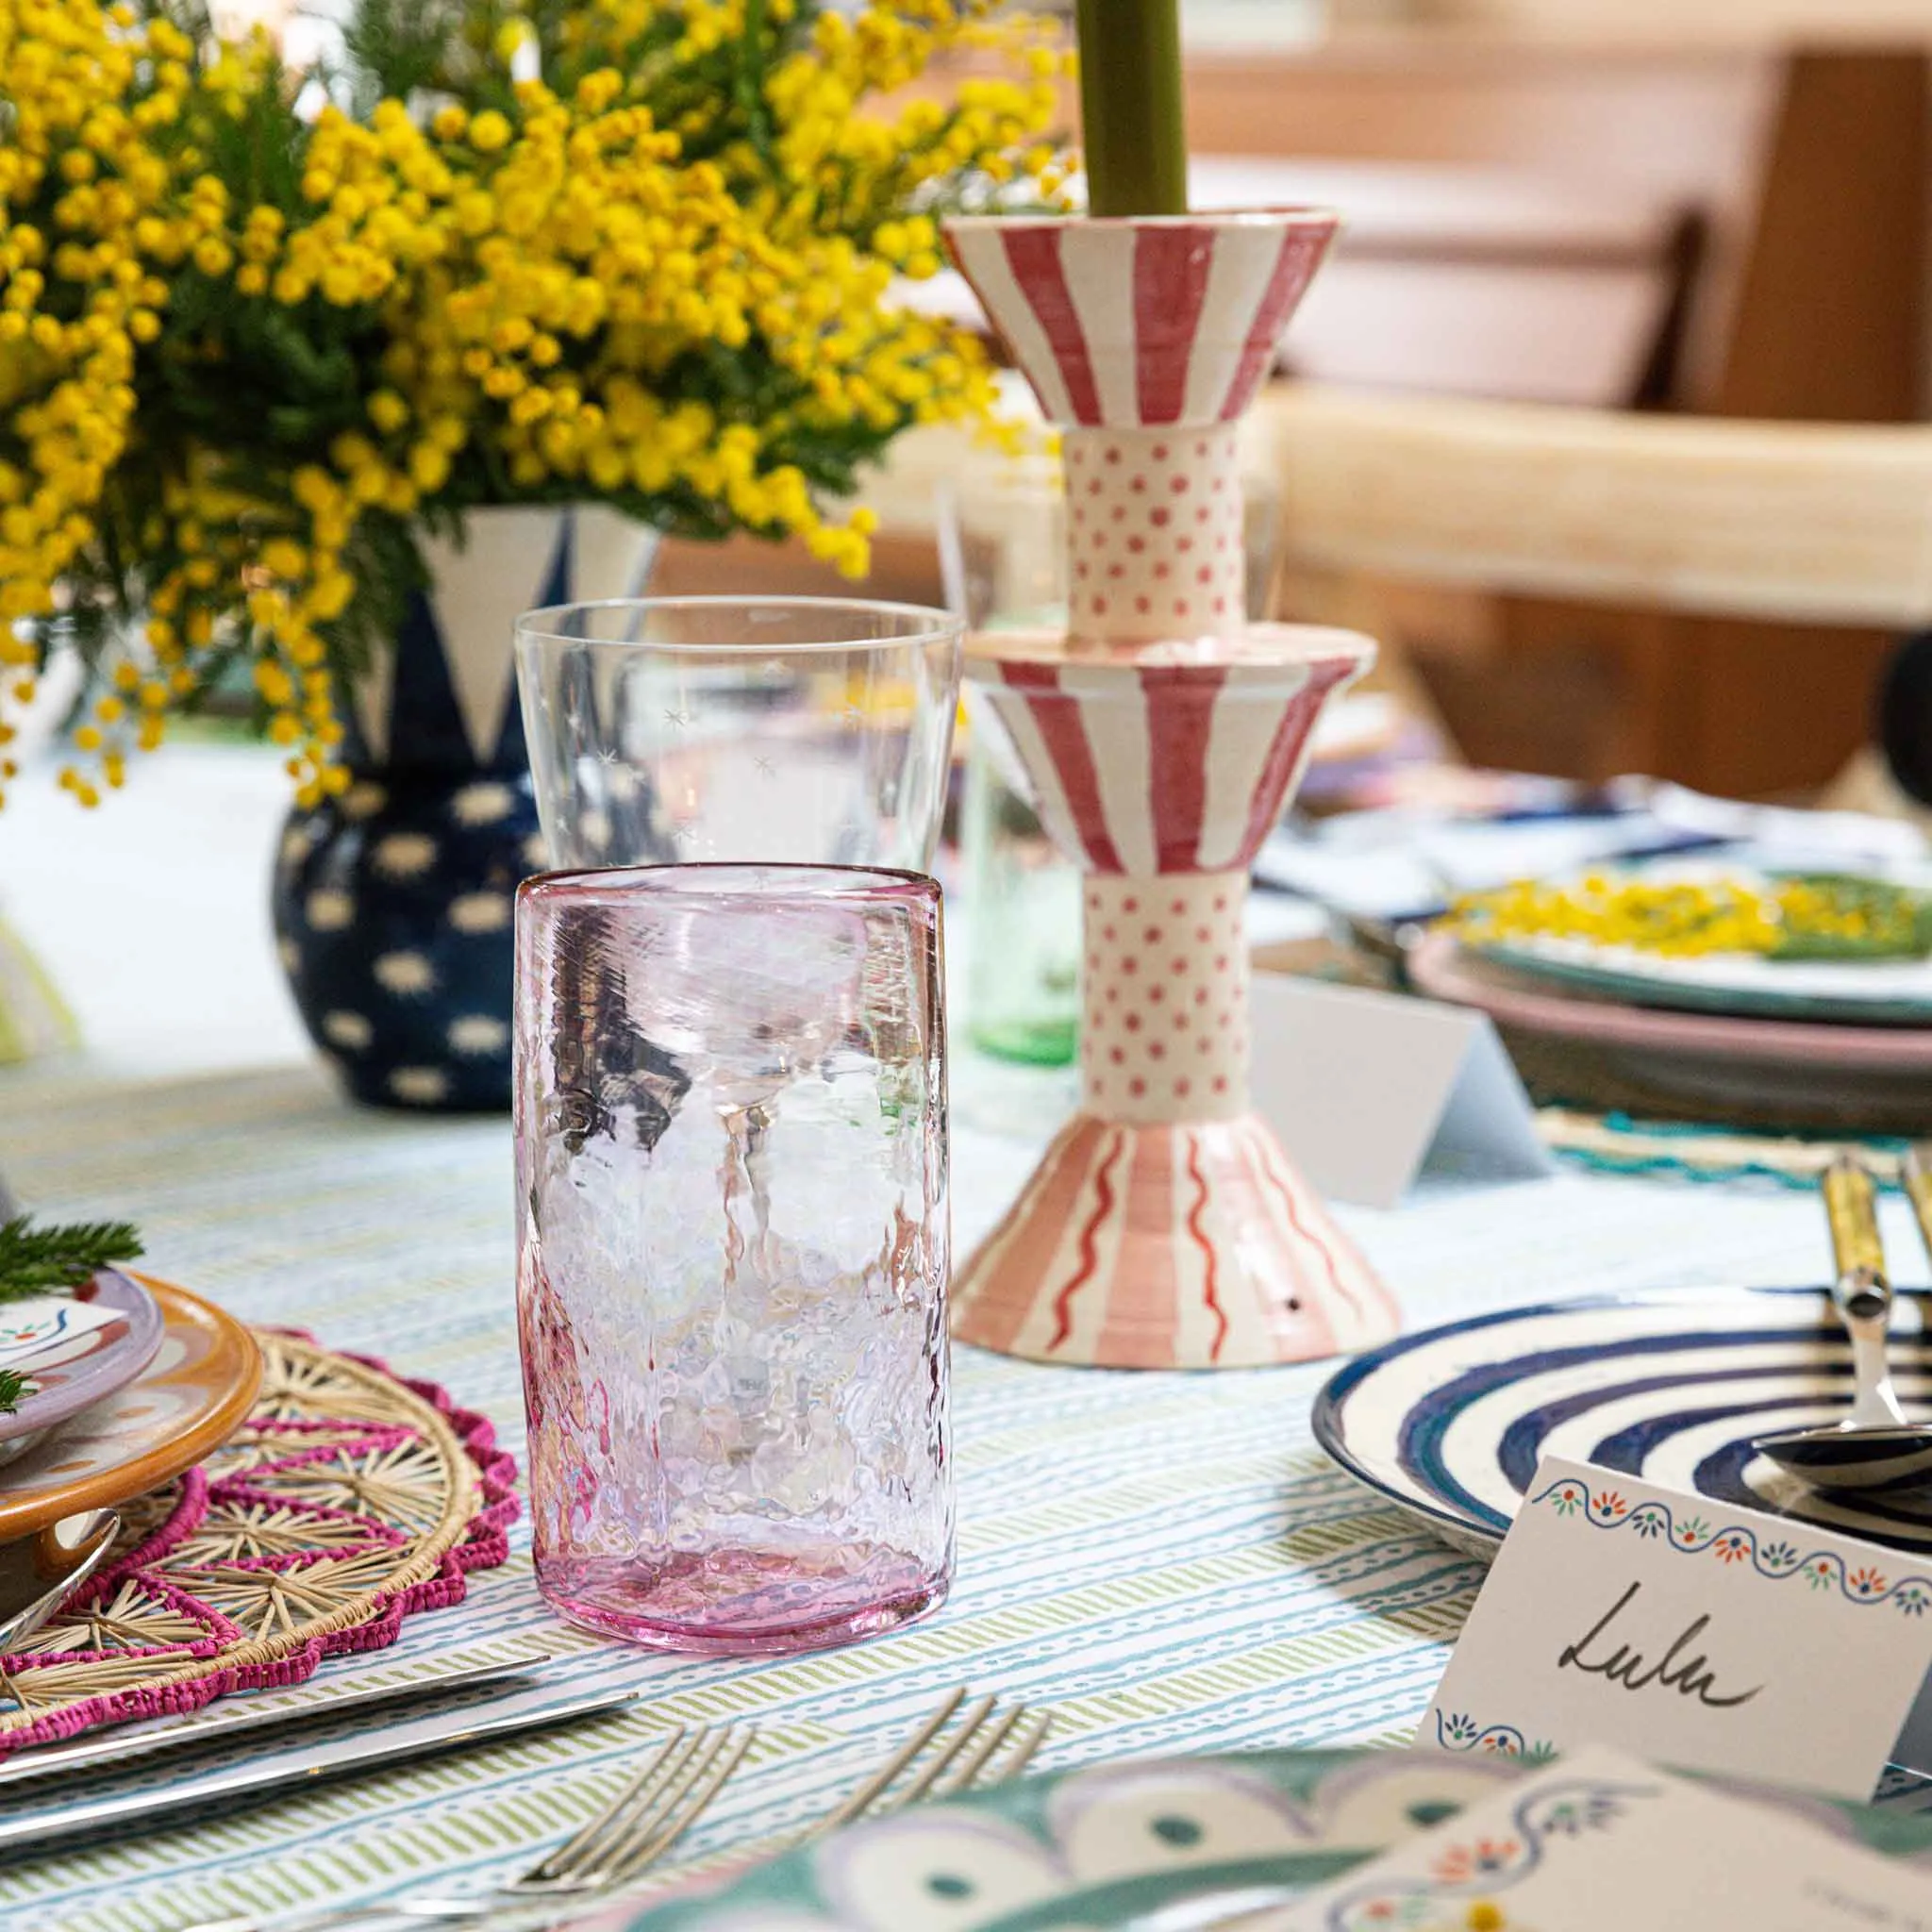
[273, 506, 657, 1112]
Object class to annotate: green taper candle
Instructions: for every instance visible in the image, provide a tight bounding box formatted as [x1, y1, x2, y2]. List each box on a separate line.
[1075, 0, 1190, 219]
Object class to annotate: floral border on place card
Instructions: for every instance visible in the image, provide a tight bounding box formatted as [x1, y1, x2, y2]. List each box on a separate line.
[1430, 1713, 1556, 1760]
[1531, 1476, 1932, 1612]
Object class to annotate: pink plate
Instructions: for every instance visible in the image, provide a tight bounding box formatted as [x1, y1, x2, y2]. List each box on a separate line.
[1412, 932, 1932, 1067]
[1409, 931, 1932, 1130]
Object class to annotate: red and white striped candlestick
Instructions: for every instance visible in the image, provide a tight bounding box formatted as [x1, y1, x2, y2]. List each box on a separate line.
[944, 208, 1402, 1371]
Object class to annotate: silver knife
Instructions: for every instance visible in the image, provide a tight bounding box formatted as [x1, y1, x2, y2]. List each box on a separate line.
[0, 1677, 650, 1852]
[0, 1645, 554, 1790]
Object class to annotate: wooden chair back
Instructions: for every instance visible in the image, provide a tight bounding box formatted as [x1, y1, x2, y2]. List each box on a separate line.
[1259, 383, 1932, 793]
[1260, 384, 1932, 628]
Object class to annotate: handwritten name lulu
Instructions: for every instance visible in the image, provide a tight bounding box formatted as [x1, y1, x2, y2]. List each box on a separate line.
[1558, 1581, 1764, 1709]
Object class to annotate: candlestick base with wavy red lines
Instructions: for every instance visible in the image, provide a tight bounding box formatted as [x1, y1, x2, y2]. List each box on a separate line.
[944, 208, 1403, 1368]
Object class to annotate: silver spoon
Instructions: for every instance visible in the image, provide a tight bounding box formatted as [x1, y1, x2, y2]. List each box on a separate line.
[1756, 1158, 1932, 1491]
[0, 1509, 120, 1654]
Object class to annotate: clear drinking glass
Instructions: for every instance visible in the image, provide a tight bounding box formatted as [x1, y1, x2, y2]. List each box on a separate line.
[514, 862, 953, 1654]
[513, 598, 963, 871]
[946, 460, 1083, 1069]
[960, 723, 1082, 1066]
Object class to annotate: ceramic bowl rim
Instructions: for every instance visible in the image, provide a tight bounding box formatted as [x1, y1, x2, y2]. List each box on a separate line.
[944, 206, 1342, 236]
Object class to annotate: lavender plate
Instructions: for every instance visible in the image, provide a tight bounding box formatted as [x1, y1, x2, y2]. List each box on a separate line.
[0, 1272, 165, 1471]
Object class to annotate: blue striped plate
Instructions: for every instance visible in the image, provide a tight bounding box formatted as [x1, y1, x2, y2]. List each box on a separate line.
[1312, 1289, 1932, 1557]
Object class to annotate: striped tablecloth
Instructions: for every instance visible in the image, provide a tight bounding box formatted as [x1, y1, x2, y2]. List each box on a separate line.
[0, 1051, 1907, 1932]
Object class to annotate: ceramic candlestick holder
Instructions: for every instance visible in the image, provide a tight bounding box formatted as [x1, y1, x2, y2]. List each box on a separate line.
[944, 208, 1402, 1370]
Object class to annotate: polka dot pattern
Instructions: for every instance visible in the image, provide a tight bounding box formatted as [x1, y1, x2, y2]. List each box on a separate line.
[1064, 425, 1245, 644]
[1081, 873, 1249, 1124]
[272, 769, 542, 1112]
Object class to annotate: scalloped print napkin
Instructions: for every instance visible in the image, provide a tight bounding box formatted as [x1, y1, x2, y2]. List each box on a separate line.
[1271, 1744, 1932, 1932]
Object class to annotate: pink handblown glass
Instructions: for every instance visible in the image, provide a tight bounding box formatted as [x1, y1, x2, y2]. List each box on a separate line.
[514, 864, 952, 1655]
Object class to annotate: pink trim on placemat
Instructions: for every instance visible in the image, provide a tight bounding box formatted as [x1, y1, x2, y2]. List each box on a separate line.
[0, 1333, 519, 1757]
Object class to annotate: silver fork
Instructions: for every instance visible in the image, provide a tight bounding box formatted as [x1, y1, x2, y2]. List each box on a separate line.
[813, 1687, 1051, 1835]
[182, 1723, 757, 1932]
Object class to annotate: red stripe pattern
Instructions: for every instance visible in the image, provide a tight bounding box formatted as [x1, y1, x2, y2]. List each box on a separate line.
[1002, 660, 1124, 874]
[948, 212, 1339, 431]
[1141, 664, 1228, 872]
[990, 649, 1363, 877]
[1095, 1132, 1179, 1367]
[950, 1113, 1400, 1370]
[1184, 1137, 1228, 1364]
[1218, 225, 1335, 423]
[1001, 227, 1102, 425]
[1133, 225, 1215, 425]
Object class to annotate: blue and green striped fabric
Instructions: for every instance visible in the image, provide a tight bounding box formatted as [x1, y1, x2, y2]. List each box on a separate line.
[0, 1058, 1883, 1932]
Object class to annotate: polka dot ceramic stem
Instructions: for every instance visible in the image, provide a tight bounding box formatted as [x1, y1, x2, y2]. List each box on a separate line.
[944, 209, 1403, 1369]
[1083, 874, 1249, 1124]
[1066, 427, 1245, 643]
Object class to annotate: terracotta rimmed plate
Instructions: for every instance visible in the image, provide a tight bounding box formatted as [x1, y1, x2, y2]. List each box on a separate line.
[1409, 931, 1932, 1131]
[0, 1277, 261, 1541]
[0, 1271, 165, 1469]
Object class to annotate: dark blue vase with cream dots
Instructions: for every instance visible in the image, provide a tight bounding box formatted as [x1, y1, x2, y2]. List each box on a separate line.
[272, 507, 657, 1111]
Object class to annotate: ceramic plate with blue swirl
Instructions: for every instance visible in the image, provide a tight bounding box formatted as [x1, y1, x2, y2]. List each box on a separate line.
[1311, 1288, 1932, 1558]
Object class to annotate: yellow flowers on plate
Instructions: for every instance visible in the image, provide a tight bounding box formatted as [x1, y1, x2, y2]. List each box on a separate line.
[0, 0, 1071, 808]
[1454, 872, 1932, 963]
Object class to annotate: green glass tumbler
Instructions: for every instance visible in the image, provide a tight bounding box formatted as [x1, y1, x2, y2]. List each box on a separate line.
[960, 724, 1081, 1068]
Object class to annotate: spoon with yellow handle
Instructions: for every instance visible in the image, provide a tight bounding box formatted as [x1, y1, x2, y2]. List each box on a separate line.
[1755, 1157, 1932, 1491]
[1904, 1144, 1932, 1272]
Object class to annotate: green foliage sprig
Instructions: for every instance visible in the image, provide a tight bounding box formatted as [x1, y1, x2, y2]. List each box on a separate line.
[0, 1218, 145, 1304]
[0, 1217, 143, 1416]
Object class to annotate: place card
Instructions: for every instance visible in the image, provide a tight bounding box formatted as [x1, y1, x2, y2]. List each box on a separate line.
[1421, 1456, 1932, 1800]
[1249, 974, 1552, 1209]
[1272, 1743, 1932, 1932]
[0, 1296, 117, 1369]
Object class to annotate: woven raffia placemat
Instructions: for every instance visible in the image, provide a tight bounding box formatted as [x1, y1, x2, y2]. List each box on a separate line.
[0, 1330, 518, 1754]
